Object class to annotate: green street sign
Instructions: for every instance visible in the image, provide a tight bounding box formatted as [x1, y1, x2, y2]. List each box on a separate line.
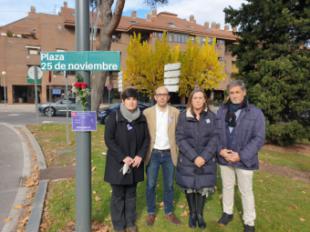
[40, 51, 121, 71]
[27, 76, 42, 84]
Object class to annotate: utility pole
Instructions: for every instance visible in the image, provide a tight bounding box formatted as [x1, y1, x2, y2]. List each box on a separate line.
[75, 1, 91, 231]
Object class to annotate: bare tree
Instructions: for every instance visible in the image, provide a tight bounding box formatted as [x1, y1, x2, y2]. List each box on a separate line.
[91, 0, 168, 111]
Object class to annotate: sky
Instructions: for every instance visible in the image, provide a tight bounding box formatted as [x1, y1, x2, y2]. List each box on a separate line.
[0, 0, 246, 29]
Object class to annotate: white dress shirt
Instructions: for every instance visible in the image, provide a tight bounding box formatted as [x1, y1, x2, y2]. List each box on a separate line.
[153, 105, 170, 150]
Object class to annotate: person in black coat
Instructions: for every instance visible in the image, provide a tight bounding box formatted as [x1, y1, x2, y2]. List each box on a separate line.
[176, 88, 218, 229]
[104, 87, 149, 232]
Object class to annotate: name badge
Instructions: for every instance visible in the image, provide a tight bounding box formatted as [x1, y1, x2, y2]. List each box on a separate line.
[205, 119, 211, 124]
[168, 116, 173, 123]
[127, 124, 133, 131]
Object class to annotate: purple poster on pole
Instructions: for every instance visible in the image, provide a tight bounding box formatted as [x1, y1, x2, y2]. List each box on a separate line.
[71, 111, 97, 131]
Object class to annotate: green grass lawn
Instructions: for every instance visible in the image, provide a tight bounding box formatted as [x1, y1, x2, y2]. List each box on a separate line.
[260, 149, 310, 172]
[28, 124, 310, 232]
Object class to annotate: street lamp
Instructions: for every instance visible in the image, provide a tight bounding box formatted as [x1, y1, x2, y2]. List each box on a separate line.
[1, 71, 7, 103]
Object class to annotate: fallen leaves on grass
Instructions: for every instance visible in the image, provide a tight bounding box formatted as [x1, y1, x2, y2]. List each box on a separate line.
[299, 217, 305, 222]
[4, 217, 12, 223]
[14, 204, 24, 209]
[181, 210, 188, 217]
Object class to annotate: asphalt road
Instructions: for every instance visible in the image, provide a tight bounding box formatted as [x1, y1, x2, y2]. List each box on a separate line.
[0, 111, 68, 125]
[0, 124, 24, 231]
[0, 105, 68, 231]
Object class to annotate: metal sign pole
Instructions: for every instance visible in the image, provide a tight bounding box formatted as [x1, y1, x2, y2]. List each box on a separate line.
[75, 0, 91, 231]
[49, 72, 52, 118]
[65, 71, 70, 145]
[34, 67, 39, 122]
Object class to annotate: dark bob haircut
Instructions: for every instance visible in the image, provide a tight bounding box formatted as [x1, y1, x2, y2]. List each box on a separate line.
[121, 87, 138, 101]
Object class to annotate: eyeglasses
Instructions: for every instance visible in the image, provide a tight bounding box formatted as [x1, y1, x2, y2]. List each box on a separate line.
[155, 93, 169, 97]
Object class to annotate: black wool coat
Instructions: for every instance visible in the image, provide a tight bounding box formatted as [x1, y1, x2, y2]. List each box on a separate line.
[104, 109, 150, 185]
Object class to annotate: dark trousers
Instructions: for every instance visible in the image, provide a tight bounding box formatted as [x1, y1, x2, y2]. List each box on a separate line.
[110, 184, 137, 230]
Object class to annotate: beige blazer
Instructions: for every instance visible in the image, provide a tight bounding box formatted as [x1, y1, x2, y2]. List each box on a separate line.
[143, 105, 180, 166]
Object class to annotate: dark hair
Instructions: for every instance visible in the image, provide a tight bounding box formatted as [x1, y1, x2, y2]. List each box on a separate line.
[187, 88, 208, 112]
[121, 87, 138, 101]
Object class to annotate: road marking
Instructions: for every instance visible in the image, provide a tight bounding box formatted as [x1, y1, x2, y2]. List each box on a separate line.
[42, 121, 54, 124]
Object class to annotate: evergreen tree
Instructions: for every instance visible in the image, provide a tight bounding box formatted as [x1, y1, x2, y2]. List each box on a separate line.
[225, 0, 310, 145]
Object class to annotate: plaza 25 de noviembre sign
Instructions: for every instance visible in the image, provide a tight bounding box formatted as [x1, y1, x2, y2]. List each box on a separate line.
[40, 51, 120, 71]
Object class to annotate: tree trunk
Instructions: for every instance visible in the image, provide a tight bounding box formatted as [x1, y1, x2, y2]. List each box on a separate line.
[91, 0, 125, 111]
[91, 33, 112, 111]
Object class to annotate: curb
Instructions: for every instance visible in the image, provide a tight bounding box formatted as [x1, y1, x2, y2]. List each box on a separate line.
[0, 123, 31, 232]
[19, 126, 49, 232]
[25, 180, 48, 232]
[19, 126, 47, 170]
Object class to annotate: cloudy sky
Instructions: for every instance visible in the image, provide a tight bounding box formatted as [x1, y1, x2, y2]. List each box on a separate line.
[0, 0, 245, 29]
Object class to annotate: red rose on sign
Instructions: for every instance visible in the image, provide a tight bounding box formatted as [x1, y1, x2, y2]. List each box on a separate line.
[74, 82, 81, 88]
[72, 76, 90, 111]
[80, 82, 88, 89]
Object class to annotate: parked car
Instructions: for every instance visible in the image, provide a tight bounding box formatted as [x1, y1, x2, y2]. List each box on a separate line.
[173, 104, 186, 112]
[38, 99, 76, 117]
[98, 102, 151, 124]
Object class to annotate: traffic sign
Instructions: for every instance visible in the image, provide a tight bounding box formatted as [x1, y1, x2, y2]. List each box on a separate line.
[27, 66, 43, 84]
[164, 63, 181, 92]
[118, 71, 123, 93]
[40, 51, 121, 71]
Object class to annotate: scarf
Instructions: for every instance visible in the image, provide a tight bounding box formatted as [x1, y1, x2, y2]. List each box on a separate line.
[120, 103, 141, 123]
[225, 100, 247, 127]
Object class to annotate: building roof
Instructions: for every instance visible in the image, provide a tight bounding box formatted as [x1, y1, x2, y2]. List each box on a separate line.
[117, 11, 237, 41]
[0, 3, 237, 42]
[60, 5, 237, 41]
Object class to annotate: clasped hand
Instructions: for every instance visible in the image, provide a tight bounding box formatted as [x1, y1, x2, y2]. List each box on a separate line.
[123, 155, 142, 168]
[194, 156, 206, 168]
[220, 149, 240, 163]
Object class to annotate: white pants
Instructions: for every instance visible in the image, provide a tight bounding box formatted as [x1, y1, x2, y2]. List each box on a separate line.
[220, 165, 256, 226]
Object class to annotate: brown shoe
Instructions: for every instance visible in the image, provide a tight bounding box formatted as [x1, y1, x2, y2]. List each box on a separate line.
[146, 214, 156, 226]
[165, 213, 181, 225]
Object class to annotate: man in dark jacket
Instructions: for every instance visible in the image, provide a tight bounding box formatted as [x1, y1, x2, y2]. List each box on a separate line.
[217, 80, 265, 232]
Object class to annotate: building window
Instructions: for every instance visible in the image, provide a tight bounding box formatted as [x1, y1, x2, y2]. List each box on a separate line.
[217, 39, 225, 48]
[199, 37, 206, 45]
[112, 33, 121, 42]
[167, 32, 189, 44]
[208, 37, 214, 45]
[153, 32, 163, 39]
[218, 56, 225, 62]
[168, 22, 176, 28]
[26, 46, 40, 55]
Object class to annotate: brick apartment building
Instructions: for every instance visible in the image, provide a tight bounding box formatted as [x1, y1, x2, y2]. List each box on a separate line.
[0, 2, 237, 104]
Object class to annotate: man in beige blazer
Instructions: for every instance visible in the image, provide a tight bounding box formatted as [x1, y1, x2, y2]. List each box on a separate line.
[143, 86, 180, 226]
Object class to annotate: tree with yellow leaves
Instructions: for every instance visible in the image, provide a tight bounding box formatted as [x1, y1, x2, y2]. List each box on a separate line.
[178, 38, 225, 97]
[124, 33, 180, 97]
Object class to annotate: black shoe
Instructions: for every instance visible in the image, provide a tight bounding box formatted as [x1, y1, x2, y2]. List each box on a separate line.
[185, 193, 197, 228]
[244, 225, 255, 232]
[195, 193, 206, 229]
[218, 213, 233, 225]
